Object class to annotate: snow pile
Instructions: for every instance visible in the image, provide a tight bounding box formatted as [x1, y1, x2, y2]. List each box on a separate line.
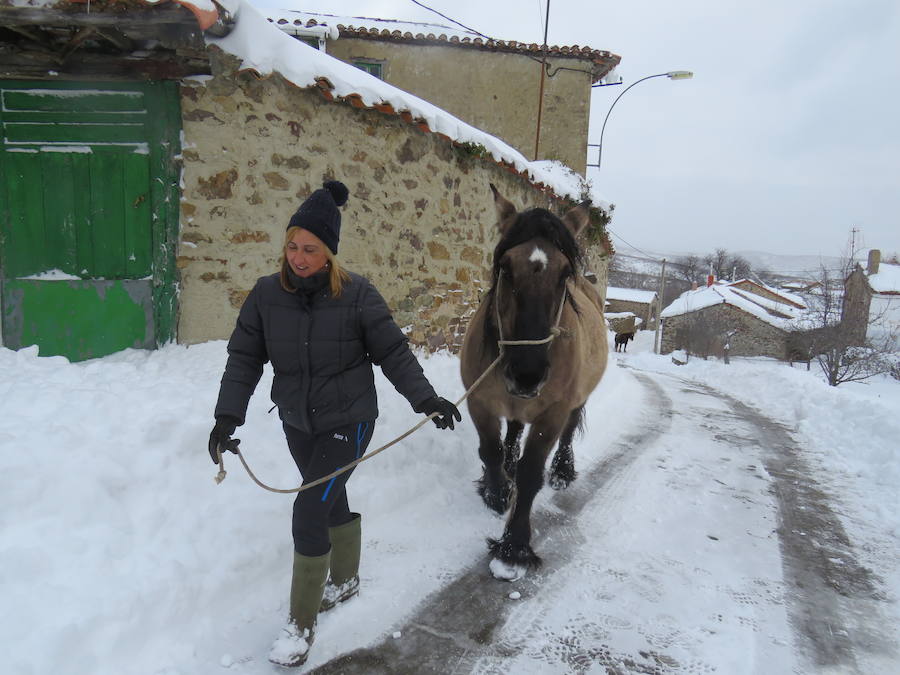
[868, 262, 900, 294]
[0, 340, 638, 673]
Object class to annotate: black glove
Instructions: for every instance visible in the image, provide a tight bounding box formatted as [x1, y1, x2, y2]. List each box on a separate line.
[415, 396, 462, 430]
[208, 416, 241, 464]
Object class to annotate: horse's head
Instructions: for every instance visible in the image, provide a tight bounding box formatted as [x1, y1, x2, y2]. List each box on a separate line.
[488, 184, 590, 398]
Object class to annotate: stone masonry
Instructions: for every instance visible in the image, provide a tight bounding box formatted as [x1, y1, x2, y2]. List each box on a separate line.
[660, 303, 789, 359]
[177, 49, 608, 352]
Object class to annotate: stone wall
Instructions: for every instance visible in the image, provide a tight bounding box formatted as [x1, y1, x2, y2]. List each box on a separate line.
[605, 299, 655, 329]
[325, 39, 593, 175]
[660, 304, 788, 359]
[176, 50, 608, 352]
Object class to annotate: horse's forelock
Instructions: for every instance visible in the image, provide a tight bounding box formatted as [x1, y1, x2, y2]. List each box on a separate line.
[491, 208, 583, 280]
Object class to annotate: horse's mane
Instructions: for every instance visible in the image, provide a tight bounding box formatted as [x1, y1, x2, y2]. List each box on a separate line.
[482, 208, 584, 350]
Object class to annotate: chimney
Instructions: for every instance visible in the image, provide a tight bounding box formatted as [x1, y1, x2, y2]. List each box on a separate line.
[706, 274, 715, 287]
[691, 281, 698, 290]
[867, 249, 881, 275]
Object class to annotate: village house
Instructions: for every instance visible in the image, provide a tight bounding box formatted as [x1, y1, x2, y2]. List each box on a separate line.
[604, 285, 659, 331]
[264, 9, 621, 176]
[659, 279, 808, 359]
[842, 249, 900, 345]
[0, 0, 615, 361]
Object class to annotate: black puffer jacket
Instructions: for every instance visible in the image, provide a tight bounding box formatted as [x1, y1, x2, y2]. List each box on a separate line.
[215, 272, 437, 434]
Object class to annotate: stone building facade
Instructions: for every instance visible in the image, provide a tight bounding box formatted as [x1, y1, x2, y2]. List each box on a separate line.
[660, 303, 789, 360]
[268, 12, 620, 176]
[178, 50, 610, 352]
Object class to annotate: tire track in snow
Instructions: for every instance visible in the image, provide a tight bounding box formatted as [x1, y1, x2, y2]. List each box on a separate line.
[712, 388, 897, 673]
[308, 373, 672, 674]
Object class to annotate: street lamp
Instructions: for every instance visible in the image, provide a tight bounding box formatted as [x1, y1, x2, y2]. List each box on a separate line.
[586, 71, 693, 169]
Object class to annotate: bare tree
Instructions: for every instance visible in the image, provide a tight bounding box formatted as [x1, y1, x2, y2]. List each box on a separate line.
[674, 254, 703, 285]
[790, 264, 898, 386]
[679, 311, 734, 362]
[698, 248, 754, 282]
[704, 248, 730, 280]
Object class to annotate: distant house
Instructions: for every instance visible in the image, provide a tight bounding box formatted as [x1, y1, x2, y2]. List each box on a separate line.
[842, 249, 900, 344]
[605, 286, 659, 330]
[264, 10, 621, 175]
[659, 281, 807, 359]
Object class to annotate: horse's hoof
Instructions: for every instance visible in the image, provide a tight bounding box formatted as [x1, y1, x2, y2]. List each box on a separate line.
[489, 557, 526, 581]
[548, 473, 571, 490]
[487, 537, 541, 572]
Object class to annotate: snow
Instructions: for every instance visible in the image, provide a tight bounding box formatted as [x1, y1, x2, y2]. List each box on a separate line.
[606, 285, 657, 303]
[660, 283, 808, 330]
[869, 262, 900, 294]
[18, 269, 82, 281]
[263, 9, 481, 43]
[204, 2, 603, 207]
[2, 331, 898, 672]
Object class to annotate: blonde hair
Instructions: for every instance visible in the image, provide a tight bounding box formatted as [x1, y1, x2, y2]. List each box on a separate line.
[280, 226, 351, 297]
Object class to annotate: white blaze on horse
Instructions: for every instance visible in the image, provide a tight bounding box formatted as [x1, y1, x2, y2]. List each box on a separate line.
[460, 184, 608, 581]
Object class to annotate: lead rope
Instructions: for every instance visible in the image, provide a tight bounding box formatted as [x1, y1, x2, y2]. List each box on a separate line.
[214, 275, 570, 494]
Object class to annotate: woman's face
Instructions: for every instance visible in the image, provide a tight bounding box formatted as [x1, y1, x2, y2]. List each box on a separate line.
[286, 229, 329, 278]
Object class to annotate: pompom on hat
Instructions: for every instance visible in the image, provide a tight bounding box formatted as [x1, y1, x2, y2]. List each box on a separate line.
[287, 180, 349, 254]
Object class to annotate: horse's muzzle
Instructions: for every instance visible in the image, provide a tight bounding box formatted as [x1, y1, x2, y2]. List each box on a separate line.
[503, 367, 547, 399]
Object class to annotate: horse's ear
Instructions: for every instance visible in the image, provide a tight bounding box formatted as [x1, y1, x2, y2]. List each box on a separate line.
[561, 201, 591, 237]
[490, 183, 517, 234]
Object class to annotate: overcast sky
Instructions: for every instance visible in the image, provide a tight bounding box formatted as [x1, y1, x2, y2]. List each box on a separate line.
[249, 0, 900, 260]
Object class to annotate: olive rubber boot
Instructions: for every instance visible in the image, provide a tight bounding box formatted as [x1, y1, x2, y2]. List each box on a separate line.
[320, 513, 361, 612]
[268, 550, 331, 668]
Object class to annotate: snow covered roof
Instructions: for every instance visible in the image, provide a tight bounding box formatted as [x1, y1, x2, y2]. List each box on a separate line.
[727, 279, 807, 309]
[606, 286, 658, 304]
[262, 9, 620, 84]
[868, 262, 900, 295]
[660, 283, 808, 331]
[204, 1, 609, 208]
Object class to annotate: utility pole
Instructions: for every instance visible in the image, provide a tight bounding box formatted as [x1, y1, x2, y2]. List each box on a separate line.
[533, 0, 551, 160]
[654, 257, 667, 354]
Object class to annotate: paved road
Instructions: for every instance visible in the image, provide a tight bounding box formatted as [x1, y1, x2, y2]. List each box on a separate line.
[309, 368, 896, 674]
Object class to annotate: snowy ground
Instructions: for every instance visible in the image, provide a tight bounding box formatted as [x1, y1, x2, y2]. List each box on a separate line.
[1, 331, 898, 674]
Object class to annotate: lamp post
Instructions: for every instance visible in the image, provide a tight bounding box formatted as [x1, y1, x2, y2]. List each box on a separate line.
[587, 71, 693, 170]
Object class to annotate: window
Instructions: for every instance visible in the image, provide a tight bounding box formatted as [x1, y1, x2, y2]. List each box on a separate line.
[352, 60, 384, 79]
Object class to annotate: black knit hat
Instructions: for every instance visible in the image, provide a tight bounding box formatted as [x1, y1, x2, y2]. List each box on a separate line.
[287, 180, 349, 254]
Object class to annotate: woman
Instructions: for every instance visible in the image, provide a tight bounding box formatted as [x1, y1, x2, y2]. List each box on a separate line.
[207, 180, 461, 668]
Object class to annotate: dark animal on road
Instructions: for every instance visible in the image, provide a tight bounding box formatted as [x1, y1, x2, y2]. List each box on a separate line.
[614, 331, 635, 352]
[460, 184, 608, 581]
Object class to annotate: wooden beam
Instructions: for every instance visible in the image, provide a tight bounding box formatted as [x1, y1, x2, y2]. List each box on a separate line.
[0, 7, 197, 28]
[0, 50, 210, 81]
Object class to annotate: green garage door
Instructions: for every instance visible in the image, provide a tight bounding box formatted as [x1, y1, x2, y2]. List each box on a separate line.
[0, 81, 181, 361]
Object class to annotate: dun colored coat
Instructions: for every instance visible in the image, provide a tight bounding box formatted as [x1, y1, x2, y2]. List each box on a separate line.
[460, 185, 608, 579]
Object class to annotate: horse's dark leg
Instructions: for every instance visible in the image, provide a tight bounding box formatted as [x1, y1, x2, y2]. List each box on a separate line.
[549, 405, 584, 490]
[469, 399, 512, 515]
[489, 409, 565, 572]
[502, 420, 525, 478]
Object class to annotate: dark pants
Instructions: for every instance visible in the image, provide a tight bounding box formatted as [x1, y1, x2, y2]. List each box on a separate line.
[283, 421, 375, 556]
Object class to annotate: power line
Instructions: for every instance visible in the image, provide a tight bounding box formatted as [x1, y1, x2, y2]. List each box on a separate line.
[606, 227, 667, 262]
[408, 0, 597, 77]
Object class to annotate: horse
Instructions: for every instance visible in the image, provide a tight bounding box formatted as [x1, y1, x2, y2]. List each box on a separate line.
[614, 331, 635, 352]
[460, 184, 608, 581]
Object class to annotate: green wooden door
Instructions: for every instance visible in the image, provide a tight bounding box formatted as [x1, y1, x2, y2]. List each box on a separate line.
[0, 81, 181, 361]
